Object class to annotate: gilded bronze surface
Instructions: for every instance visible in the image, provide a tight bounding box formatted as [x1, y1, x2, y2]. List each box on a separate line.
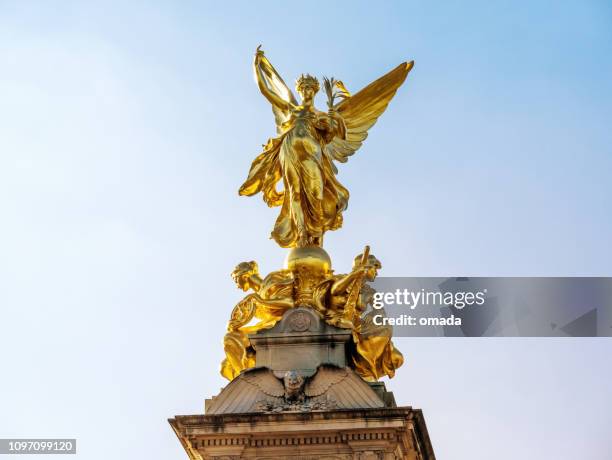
[240, 47, 413, 248]
[221, 47, 413, 382]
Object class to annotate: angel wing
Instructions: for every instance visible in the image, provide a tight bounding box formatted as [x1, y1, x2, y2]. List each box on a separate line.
[256, 53, 298, 135]
[206, 367, 285, 414]
[305, 365, 384, 409]
[326, 61, 414, 163]
[304, 365, 348, 397]
[241, 367, 285, 397]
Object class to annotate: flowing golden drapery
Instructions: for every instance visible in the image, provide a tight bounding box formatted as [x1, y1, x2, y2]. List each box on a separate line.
[221, 267, 294, 381]
[239, 110, 349, 248]
[313, 262, 405, 382]
[352, 308, 405, 381]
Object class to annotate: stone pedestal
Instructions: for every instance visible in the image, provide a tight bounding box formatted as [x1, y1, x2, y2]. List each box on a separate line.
[250, 307, 352, 377]
[170, 309, 436, 459]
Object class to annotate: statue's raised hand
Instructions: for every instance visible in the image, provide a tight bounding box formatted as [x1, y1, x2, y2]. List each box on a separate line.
[255, 45, 265, 61]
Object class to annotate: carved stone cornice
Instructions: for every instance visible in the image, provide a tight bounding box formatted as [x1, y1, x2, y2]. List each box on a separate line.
[169, 407, 435, 460]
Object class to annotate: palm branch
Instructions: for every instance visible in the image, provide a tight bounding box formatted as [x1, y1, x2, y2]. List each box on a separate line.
[323, 77, 351, 109]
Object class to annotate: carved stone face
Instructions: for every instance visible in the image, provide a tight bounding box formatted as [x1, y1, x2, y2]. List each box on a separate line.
[282, 370, 305, 401]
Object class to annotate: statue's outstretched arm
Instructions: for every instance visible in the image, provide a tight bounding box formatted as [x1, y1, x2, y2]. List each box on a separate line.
[254, 49, 293, 113]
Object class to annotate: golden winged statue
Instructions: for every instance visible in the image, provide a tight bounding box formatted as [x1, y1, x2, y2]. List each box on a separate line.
[239, 47, 414, 248]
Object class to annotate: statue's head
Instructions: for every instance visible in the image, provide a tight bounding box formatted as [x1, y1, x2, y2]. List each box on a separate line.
[282, 370, 305, 400]
[295, 74, 319, 104]
[231, 261, 259, 291]
[353, 254, 382, 282]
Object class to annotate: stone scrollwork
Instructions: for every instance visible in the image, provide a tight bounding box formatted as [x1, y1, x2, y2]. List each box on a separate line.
[254, 394, 339, 414]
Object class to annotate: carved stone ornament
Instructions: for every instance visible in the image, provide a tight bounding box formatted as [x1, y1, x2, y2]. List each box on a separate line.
[282, 370, 305, 400]
[288, 310, 312, 332]
[253, 394, 339, 413]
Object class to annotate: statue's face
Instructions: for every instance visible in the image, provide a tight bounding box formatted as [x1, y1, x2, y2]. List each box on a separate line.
[233, 275, 250, 291]
[299, 86, 316, 104]
[353, 255, 381, 282]
[364, 265, 379, 282]
[231, 261, 258, 291]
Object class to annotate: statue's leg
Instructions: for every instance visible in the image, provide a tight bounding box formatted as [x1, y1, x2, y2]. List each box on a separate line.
[284, 162, 307, 245]
[305, 160, 324, 245]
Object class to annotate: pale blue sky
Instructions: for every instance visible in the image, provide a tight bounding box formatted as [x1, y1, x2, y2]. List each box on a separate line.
[1, 1, 611, 459]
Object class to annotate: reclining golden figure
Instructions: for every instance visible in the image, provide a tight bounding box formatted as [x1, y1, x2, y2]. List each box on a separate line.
[221, 250, 403, 382]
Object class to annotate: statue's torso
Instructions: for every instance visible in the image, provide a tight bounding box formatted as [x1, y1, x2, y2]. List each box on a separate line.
[281, 107, 322, 164]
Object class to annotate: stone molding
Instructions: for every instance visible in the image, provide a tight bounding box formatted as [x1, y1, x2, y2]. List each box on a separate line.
[170, 407, 435, 460]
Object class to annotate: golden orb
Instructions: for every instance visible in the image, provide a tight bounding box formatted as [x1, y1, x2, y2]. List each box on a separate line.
[284, 246, 332, 275]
